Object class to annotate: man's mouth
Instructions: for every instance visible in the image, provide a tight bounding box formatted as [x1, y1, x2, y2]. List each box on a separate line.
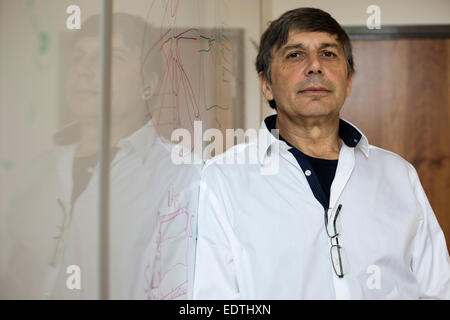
[298, 86, 331, 95]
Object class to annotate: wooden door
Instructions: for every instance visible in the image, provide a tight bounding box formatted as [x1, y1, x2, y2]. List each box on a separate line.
[341, 38, 450, 251]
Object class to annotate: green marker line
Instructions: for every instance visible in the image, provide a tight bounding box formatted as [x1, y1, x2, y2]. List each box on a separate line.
[221, 43, 231, 52]
[221, 33, 230, 42]
[223, 66, 232, 74]
[38, 31, 49, 54]
[198, 35, 216, 53]
[206, 105, 229, 111]
[221, 48, 230, 64]
[0, 158, 13, 171]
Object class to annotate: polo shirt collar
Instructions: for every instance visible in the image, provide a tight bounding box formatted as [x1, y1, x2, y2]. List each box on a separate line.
[258, 114, 370, 164]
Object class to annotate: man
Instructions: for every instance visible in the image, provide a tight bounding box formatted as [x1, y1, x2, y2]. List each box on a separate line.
[193, 8, 450, 299]
[1, 13, 200, 299]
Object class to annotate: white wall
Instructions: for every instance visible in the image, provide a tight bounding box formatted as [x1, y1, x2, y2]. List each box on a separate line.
[269, 0, 450, 26]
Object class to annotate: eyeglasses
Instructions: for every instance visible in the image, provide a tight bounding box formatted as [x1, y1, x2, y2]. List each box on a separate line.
[325, 204, 350, 278]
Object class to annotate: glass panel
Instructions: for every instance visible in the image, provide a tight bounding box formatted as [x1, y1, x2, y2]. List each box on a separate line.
[1, 0, 251, 300]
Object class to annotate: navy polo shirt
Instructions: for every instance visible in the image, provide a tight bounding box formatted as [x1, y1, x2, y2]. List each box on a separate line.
[265, 114, 362, 210]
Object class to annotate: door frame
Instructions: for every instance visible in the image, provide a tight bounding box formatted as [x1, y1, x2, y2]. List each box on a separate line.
[344, 24, 450, 40]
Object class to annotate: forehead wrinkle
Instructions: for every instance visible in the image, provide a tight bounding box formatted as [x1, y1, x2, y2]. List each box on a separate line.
[318, 42, 340, 49]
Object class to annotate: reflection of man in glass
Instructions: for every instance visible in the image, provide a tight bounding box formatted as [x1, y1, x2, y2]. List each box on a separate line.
[2, 13, 200, 299]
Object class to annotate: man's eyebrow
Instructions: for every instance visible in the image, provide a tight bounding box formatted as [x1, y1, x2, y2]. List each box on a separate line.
[280, 43, 306, 55]
[318, 42, 340, 50]
[280, 42, 341, 55]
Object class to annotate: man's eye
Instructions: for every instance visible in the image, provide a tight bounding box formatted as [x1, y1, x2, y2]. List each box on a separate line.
[287, 52, 301, 59]
[323, 51, 336, 57]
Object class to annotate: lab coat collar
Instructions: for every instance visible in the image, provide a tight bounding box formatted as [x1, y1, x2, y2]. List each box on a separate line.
[258, 114, 370, 165]
[116, 120, 158, 161]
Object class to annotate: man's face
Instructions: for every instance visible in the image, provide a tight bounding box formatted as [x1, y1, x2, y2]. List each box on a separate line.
[260, 30, 353, 119]
[66, 34, 143, 121]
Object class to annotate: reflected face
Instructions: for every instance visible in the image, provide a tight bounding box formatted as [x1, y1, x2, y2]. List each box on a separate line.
[260, 30, 353, 119]
[66, 34, 143, 121]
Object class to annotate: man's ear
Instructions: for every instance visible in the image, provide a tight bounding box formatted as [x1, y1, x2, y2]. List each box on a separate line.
[142, 72, 159, 101]
[346, 73, 354, 98]
[259, 72, 274, 101]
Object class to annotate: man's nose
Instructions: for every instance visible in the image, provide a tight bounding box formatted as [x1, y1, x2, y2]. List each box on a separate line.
[75, 56, 98, 78]
[305, 54, 323, 76]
